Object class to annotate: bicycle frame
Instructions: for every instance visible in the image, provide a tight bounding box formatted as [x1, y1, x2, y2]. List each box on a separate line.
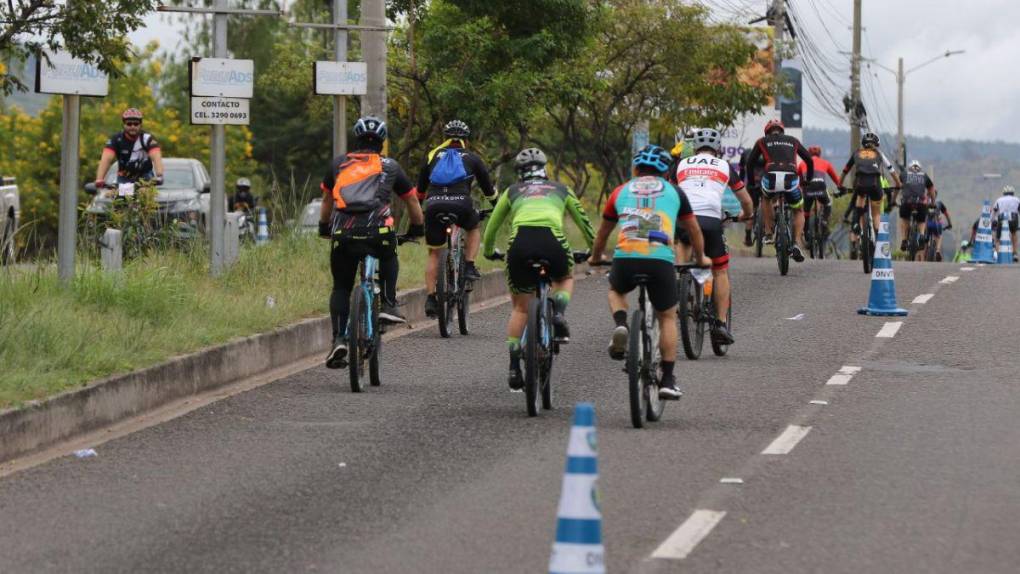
[355, 255, 379, 342]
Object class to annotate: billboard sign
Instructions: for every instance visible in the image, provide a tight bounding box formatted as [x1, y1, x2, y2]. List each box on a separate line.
[35, 51, 109, 96]
[190, 58, 254, 99]
[314, 61, 368, 95]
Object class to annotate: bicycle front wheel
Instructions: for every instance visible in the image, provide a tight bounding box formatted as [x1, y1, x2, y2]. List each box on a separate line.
[644, 304, 665, 422]
[348, 288, 366, 393]
[627, 309, 645, 429]
[524, 298, 542, 417]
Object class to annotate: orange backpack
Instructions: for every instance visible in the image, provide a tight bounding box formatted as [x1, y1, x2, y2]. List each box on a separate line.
[332, 153, 383, 212]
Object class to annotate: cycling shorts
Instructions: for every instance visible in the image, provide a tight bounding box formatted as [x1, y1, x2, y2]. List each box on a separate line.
[424, 194, 479, 247]
[761, 171, 803, 209]
[676, 215, 729, 271]
[899, 204, 927, 223]
[803, 190, 830, 215]
[926, 218, 944, 237]
[506, 226, 571, 294]
[854, 185, 883, 202]
[608, 258, 678, 312]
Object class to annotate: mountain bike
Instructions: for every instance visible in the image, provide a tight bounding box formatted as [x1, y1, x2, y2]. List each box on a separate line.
[434, 208, 492, 338]
[753, 202, 765, 258]
[769, 191, 793, 276]
[859, 201, 876, 274]
[905, 205, 926, 261]
[805, 189, 829, 260]
[923, 208, 950, 262]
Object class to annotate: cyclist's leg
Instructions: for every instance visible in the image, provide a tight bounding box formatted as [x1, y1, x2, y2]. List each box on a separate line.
[643, 260, 679, 390]
[789, 187, 805, 246]
[744, 186, 760, 245]
[763, 194, 776, 236]
[868, 188, 882, 234]
[457, 204, 483, 278]
[329, 239, 361, 340]
[606, 259, 639, 359]
[372, 232, 404, 322]
[423, 201, 448, 296]
[674, 225, 693, 262]
[505, 233, 541, 387]
[897, 204, 911, 248]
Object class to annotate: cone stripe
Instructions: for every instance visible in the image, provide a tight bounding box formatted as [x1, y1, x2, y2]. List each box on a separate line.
[556, 475, 600, 519]
[549, 543, 605, 573]
[555, 518, 602, 544]
[567, 428, 596, 458]
[566, 456, 598, 474]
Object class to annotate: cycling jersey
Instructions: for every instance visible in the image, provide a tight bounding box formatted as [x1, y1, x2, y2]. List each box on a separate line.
[746, 133, 814, 182]
[900, 171, 934, 205]
[104, 131, 160, 181]
[796, 156, 840, 193]
[603, 176, 694, 264]
[482, 178, 594, 258]
[993, 195, 1020, 216]
[674, 153, 745, 219]
[321, 151, 415, 231]
[841, 147, 896, 189]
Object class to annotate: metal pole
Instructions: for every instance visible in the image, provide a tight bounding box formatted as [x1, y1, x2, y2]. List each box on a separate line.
[360, 0, 386, 120]
[57, 94, 80, 283]
[333, 0, 348, 158]
[897, 57, 905, 168]
[850, 0, 863, 151]
[773, 0, 785, 112]
[209, 0, 228, 275]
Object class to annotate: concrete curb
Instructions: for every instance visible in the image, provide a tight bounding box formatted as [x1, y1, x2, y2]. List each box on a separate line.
[0, 269, 510, 464]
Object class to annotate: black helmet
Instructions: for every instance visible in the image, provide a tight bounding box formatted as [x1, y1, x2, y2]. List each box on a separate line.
[862, 132, 880, 147]
[443, 119, 470, 139]
[353, 116, 387, 141]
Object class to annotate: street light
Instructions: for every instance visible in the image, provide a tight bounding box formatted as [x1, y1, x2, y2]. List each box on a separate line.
[867, 50, 965, 167]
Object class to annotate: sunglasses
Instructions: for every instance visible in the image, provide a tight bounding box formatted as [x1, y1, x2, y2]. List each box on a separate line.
[124, 121, 141, 127]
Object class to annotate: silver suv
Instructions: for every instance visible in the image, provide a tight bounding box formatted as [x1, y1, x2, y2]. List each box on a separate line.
[1, 176, 19, 265]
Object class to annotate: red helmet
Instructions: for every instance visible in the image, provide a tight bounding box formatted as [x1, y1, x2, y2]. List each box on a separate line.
[808, 146, 822, 157]
[121, 108, 144, 121]
[764, 119, 785, 134]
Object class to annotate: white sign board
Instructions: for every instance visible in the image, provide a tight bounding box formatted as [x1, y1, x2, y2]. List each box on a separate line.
[35, 51, 109, 96]
[190, 58, 255, 98]
[314, 61, 368, 96]
[190, 97, 251, 125]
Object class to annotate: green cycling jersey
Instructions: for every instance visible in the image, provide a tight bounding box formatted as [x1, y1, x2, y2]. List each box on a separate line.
[483, 177, 595, 257]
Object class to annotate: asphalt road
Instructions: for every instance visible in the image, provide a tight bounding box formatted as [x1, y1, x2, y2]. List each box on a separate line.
[1, 257, 1017, 573]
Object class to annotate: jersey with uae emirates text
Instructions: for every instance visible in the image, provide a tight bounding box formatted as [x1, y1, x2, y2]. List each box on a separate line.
[674, 153, 745, 219]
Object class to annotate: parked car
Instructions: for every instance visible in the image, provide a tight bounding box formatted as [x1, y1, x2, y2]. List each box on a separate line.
[300, 197, 322, 234]
[1, 176, 19, 265]
[84, 158, 223, 237]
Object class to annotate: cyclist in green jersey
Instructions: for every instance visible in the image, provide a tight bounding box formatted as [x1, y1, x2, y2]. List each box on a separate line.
[483, 148, 595, 390]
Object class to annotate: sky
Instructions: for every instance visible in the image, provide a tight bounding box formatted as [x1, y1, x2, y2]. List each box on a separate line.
[128, 0, 1020, 143]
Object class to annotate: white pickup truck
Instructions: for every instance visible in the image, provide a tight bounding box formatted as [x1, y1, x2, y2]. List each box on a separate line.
[1, 176, 19, 265]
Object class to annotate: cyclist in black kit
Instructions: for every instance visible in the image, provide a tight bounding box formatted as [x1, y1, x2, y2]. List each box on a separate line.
[94, 108, 164, 186]
[740, 146, 765, 246]
[839, 132, 902, 240]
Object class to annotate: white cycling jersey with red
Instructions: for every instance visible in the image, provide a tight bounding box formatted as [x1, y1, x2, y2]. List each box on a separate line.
[994, 195, 1020, 216]
[674, 153, 744, 219]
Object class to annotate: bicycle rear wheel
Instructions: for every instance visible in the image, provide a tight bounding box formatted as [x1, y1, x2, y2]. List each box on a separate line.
[627, 309, 645, 429]
[775, 208, 790, 276]
[754, 208, 764, 258]
[644, 303, 665, 422]
[348, 288, 366, 393]
[436, 249, 454, 338]
[457, 256, 471, 335]
[862, 214, 874, 273]
[678, 272, 703, 360]
[524, 298, 542, 417]
[540, 299, 554, 410]
[369, 295, 382, 387]
[924, 234, 938, 262]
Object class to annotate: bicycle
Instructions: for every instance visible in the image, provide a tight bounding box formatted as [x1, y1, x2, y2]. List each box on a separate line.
[841, 187, 877, 273]
[804, 189, 829, 260]
[345, 235, 416, 393]
[766, 190, 793, 276]
[676, 215, 739, 360]
[922, 207, 950, 262]
[904, 204, 926, 261]
[753, 199, 766, 258]
[433, 208, 492, 338]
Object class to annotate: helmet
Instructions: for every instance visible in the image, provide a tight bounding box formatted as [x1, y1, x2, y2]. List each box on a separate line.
[236, 177, 251, 189]
[862, 132, 880, 147]
[764, 119, 785, 134]
[808, 146, 822, 157]
[1004, 185, 1016, 195]
[909, 160, 922, 172]
[691, 128, 722, 153]
[121, 108, 143, 121]
[443, 119, 470, 139]
[514, 147, 547, 172]
[632, 144, 672, 173]
[353, 116, 387, 141]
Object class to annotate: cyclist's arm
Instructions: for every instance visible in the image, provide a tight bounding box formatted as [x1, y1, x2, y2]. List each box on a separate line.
[735, 188, 754, 220]
[482, 189, 511, 257]
[796, 144, 814, 182]
[825, 163, 841, 187]
[146, 135, 163, 180]
[564, 188, 596, 248]
[416, 158, 432, 198]
[319, 184, 334, 226]
[590, 186, 623, 261]
[96, 148, 116, 183]
[941, 204, 952, 227]
[840, 154, 855, 178]
[466, 153, 498, 202]
[393, 164, 424, 226]
[744, 143, 763, 187]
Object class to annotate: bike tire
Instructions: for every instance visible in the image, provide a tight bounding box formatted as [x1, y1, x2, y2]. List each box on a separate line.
[436, 249, 453, 338]
[775, 209, 790, 276]
[815, 215, 826, 260]
[754, 208, 764, 258]
[369, 295, 382, 387]
[541, 299, 554, 410]
[862, 217, 874, 274]
[524, 298, 542, 417]
[711, 296, 733, 357]
[627, 309, 645, 429]
[644, 302, 665, 422]
[348, 288, 366, 393]
[457, 250, 471, 335]
[924, 235, 937, 263]
[678, 273, 703, 360]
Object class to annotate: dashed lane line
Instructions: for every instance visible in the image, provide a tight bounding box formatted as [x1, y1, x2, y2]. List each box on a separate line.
[761, 425, 813, 455]
[651, 510, 727, 560]
[876, 321, 903, 338]
[960, 267, 975, 272]
[940, 275, 959, 284]
[912, 293, 935, 304]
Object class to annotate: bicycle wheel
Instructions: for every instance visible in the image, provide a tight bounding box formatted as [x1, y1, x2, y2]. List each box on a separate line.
[369, 294, 382, 387]
[524, 298, 542, 417]
[348, 288, 366, 393]
[815, 213, 827, 260]
[924, 233, 937, 262]
[436, 249, 454, 338]
[775, 208, 790, 276]
[711, 295, 733, 357]
[644, 302, 665, 422]
[862, 213, 874, 274]
[678, 272, 703, 360]
[457, 243, 471, 335]
[754, 207, 764, 258]
[627, 309, 645, 429]
[540, 299, 555, 410]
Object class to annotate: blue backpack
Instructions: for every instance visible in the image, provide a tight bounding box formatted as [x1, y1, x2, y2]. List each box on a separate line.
[429, 148, 469, 187]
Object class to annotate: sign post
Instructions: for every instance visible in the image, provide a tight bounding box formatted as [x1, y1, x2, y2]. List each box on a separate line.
[36, 50, 110, 284]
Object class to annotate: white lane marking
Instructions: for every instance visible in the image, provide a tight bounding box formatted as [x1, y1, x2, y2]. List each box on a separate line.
[961, 267, 975, 272]
[720, 477, 744, 484]
[785, 313, 805, 320]
[826, 365, 861, 386]
[839, 365, 862, 375]
[651, 510, 727, 560]
[940, 275, 959, 284]
[810, 400, 828, 405]
[762, 425, 812, 455]
[876, 322, 903, 338]
[912, 293, 934, 304]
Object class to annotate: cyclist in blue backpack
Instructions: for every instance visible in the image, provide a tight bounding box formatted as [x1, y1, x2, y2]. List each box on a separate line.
[417, 120, 499, 318]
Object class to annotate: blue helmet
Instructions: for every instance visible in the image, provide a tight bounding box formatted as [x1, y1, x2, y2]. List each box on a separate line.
[633, 144, 672, 173]
[353, 116, 387, 141]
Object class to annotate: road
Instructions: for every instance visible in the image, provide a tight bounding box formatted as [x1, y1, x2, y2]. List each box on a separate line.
[1, 257, 1018, 573]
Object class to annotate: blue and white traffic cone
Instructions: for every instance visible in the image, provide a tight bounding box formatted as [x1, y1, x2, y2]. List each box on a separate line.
[858, 214, 908, 316]
[549, 403, 604, 574]
[256, 207, 270, 245]
[997, 214, 1013, 264]
[971, 201, 996, 263]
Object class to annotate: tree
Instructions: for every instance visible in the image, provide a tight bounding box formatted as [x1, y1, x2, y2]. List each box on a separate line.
[0, 0, 157, 95]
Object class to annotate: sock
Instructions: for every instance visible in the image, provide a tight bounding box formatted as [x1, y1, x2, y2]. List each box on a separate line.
[553, 290, 571, 315]
[661, 360, 675, 378]
[613, 310, 627, 328]
[745, 228, 752, 238]
[508, 337, 522, 368]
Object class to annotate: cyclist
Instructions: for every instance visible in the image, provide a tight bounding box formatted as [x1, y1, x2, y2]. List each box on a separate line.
[744, 119, 813, 262]
[673, 128, 752, 345]
[230, 177, 257, 212]
[925, 190, 953, 261]
[839, 132, 901, 244]
[95, 108, 164, 187]
[320, 116, 425, 369]
[897, 160, 935, 253]
[482, 148, 594, 390]
[739, 145, 765, 246]
[588, 145, 705, 400]
[798, 146, 841, 242]
[992, 185, 1019, 259]
[418, 120, 498, 318]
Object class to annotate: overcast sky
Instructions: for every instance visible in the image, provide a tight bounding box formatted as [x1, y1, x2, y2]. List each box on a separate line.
[129, 0, 1019, 143]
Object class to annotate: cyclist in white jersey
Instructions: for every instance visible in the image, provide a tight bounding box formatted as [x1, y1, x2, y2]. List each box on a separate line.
[674, 128, 753, 345]
[993, 185, 1019, 258]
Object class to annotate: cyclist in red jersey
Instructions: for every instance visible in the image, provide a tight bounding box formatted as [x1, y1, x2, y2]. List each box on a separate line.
[797, 146, 841, 239]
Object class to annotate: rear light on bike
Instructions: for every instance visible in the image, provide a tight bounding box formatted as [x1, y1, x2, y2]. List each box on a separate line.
[446, 226, 452, 235]
[704, 278, 714, 297]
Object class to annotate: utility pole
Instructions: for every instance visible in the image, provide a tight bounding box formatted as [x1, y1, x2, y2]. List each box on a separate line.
[850, 0, 863, 151]
[360, 0, 387, 120]
[57, 87, 80, 283]
[333, 0, 348, 158]
[209, 0, 228, 275]
[772, 0, 785, 113]
[897, 57, 905, 168]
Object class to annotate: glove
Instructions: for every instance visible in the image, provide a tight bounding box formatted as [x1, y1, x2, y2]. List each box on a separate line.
[945, 224, 953, 231]
[406, 223, 425, 238]
[155, 174, 164, 186]
[835, 187, 847, 197]
[318, 221, 332, 238]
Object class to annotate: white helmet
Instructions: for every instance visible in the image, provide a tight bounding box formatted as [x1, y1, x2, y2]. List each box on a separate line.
[1004, 185, 1016, 196]
[908, 160, 922, 172]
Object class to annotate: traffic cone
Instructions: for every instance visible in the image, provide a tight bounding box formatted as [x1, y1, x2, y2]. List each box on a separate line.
[858, 214, 908, 316]
[996, 214, 1013, 264]
[256, 207, 270, 245]
[549, 403, 604, 574]
[971, 201, 996, 263]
